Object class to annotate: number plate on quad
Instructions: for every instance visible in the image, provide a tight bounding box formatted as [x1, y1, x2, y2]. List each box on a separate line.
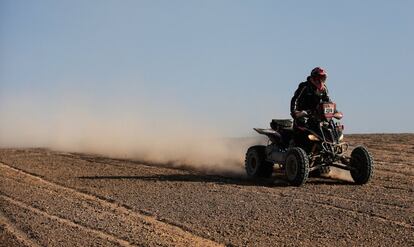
[321, 103, 335, 118]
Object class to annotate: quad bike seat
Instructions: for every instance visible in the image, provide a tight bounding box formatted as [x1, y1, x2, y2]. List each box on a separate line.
[253, 119, 293, 147]
[270, 119, 293, 130]
[270, 119, 293, 147]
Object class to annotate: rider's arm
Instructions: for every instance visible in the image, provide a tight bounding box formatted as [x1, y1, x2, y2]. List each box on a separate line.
[290, 83, 307, 117]
[323, 87, 331, 102]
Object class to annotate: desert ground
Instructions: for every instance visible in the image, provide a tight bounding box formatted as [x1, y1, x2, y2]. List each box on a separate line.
[0, 134, 413, 246]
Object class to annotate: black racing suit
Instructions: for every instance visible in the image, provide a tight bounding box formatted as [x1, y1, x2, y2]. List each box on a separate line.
[290, 78, 331, 149]
[290, 79, 330, 117]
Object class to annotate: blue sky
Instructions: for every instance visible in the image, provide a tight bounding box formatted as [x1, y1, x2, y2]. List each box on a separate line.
[1, 0, 413, 136]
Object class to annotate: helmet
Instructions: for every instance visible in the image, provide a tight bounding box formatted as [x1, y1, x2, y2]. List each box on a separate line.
[310, 67, 327, 80]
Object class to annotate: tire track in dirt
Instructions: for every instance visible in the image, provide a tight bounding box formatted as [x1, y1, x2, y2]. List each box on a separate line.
[381, 185, 413, 193]
[296, 193, 414, 228]
[207, 176, 414, 229]
[375, 162, 414, 177]
[376, 169, 414, 177]
[0, 162, 223, 247]
[56, 153, 157, 172]
[250, 172, 413, 228]
[298, 198, 414, 229]
[294, 198, 414, 230]
[228, 185, 414, 229]
[299, 189, 411, 210]
[0, 213, 41, 247]
[376, 160, 414, 167]
[1, 195, 132, 247]
[317, 189, 411, 208]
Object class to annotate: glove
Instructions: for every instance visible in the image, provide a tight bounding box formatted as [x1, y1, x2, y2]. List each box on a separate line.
[334, 112, 343, 119]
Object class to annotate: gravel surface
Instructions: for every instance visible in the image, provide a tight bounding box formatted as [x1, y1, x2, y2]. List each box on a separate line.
[0, 134, 413, 246]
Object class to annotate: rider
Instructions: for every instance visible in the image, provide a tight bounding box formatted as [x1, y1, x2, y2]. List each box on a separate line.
[290, 67, 332, 148]
[291, 67, 330, 121]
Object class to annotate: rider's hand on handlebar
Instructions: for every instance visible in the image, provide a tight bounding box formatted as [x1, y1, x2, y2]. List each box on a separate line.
[334, 112, 343, 119]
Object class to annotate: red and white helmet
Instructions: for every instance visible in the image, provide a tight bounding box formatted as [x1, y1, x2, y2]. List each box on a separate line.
[310, 67, 327, 80]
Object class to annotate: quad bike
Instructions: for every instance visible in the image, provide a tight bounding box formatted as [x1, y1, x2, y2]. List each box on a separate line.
[245, 101, 373, 186]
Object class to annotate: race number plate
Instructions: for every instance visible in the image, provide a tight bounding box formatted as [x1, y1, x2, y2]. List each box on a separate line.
[324, 105, 335, 114]
[322, 103, 335, 118]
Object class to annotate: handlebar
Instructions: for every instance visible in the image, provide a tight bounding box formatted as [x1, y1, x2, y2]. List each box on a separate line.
[293, 110, 343, 120]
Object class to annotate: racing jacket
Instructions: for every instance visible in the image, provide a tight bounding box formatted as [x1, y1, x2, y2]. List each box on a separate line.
[290, 78, 331, 118]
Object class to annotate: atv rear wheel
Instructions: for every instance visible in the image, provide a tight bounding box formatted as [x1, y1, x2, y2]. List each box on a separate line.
[285, 147, 309, 186]
[245, 145, 274, 178]
[350, 146, 373, 184]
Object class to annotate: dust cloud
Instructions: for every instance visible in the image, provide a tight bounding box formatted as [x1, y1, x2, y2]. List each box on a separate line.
[0, 98, 265, 176]
[327, 167, 353, 182]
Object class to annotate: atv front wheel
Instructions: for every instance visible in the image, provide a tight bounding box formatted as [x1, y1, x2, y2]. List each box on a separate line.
[245, 145, 274, 178]
[285, 147, 309, 186]
[350, 146, 373, 184]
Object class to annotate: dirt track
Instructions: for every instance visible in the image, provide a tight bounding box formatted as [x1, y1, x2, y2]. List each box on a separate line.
[1, 134, 413, 246]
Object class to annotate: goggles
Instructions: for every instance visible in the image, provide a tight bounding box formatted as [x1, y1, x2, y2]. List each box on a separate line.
[313, 74, 327, 82]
